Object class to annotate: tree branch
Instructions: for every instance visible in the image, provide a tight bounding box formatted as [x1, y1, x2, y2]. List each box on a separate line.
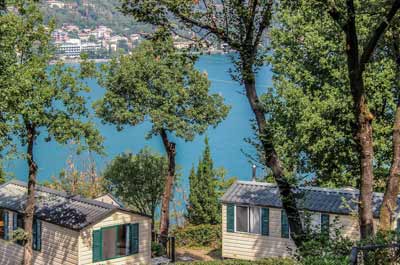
[360, 0, 400, 68]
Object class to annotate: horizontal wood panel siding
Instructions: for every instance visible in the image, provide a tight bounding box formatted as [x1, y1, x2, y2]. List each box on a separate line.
[0, 211, 79, 265]
[222, 204, 378, 260]
[222, 204, 295, 260]
[79, 211, 151, 265]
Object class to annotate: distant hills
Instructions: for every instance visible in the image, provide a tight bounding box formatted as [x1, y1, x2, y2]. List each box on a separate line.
[41, 0, 152, 34]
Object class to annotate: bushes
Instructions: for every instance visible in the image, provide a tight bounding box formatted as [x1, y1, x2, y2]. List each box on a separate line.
[176, 258, 296, 265]
[173, 224, 221, 248]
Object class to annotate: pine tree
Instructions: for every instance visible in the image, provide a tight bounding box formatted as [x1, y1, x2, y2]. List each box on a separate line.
[187, 137, 220, 225]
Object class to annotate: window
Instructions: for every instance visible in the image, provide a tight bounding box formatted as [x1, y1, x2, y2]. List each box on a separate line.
[281, 210, 289, 238]
[235, 206, 249, 232]
[233, 206, 268, 235]
[249, 207, 261, 234]
[321, 213, 330, 235]
[93, 223, 139, 262]
[13, 213, 41, 250]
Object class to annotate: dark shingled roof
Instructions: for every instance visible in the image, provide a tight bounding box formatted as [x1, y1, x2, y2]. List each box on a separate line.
[221, 181, 400, 218]
[0, 180, 149, 230]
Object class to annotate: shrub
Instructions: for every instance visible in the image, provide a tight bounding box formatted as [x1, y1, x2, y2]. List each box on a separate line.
[151, 241, 166, 257]
[173, 224, 221, 248]
[176, 258, 296, 265]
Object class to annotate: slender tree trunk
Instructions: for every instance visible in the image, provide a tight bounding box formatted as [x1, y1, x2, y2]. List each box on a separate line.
[159, 128, 176, 243]
[242, 58, 304, 246]
[380, 35, 400, 231]
[23, 122, 37, 265]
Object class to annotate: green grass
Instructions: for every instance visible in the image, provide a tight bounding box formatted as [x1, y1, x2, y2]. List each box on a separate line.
[176, 258, 296, 265]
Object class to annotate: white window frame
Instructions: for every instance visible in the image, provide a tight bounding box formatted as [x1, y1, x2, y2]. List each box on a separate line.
[234, 205, 262, 235]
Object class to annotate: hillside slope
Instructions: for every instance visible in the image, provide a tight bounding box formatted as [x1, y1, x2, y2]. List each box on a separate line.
[41, 0, 151, 34]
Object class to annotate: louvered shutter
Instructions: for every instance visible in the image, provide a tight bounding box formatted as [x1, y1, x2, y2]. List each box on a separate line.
[32, 219, 41, 251]
[261, 208, 269, 236]
[130, 223, 139, 254]
[281, 210, 289, 238]
[3, 211, 8, 240]
[92, 230, 102, 262]
[226, 204, 235, 232]
[12, 213, 17, 231]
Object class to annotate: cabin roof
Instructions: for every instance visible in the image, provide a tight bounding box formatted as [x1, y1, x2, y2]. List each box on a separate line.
[0, 180, 150, 231]
[221, 181, 400, 218]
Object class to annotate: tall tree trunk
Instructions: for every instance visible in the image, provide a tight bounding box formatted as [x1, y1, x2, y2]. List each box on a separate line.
[379, 34, 400, 231]
[23, 122, 37, 265]
[341, 0, 375, 239]
[242, 59, 304, 246]
[159, 128, 176, 243]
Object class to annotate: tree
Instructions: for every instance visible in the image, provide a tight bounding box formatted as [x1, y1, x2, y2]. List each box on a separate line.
[0, 2, 103, 264]
[187, 137, 220, 225]
[48, 150, 104, 199]
[94, 33, 229, 239]
[268, 0, 400, 238]
[321, 0, 400, 239]
[120, 0, 306, 245]
[102, 148, 168, 225]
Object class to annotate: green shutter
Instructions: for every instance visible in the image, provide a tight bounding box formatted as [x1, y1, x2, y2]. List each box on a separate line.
[92, 229, 102, 262]
[33, 219, 41, 251]
[261, 208, 269, 236]
[12, 213, 17, 231]
[130, 223, 139, 254]
[3, 211, 8, 240]
[321, 214, 330, 235]
[281, 210, 289, 238]
[227, 204, 235, 232]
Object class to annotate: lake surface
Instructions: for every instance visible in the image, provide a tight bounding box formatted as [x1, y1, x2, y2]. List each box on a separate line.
[6, 54, 272, 189]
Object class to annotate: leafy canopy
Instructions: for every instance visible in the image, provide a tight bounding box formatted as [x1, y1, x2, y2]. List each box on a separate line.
[103, 147, 168, 219]
[95, 33, 230, 139]
[263, 0, 399, 187]
[0, 1, 103, 157]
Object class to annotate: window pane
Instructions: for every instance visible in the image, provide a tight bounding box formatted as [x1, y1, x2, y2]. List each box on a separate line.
[250, 208, 261, 234]
[0, 210, 4, 239]
[102, 227, 117, 259]
[117, 225, 129, 256]
[236, 206, 248, 232]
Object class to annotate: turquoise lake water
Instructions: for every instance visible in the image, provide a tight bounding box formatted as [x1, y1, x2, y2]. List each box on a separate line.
[7, 54, 272, 189]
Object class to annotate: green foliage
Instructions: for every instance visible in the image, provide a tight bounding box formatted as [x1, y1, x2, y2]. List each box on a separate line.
[102, 147, 167, 220]
[173, 224, 221, 249]
[176, 259, 296, 265]
[294, 213, 353, 265]
[187, 137, 220, 225]
[264, 0, 399, 187]
[151, 241, 166, 257]
[95, 33, 229, 141]
[0, 1, 103, 155]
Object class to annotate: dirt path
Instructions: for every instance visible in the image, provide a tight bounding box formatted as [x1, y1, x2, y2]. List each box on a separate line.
[176, 248, 221, 262]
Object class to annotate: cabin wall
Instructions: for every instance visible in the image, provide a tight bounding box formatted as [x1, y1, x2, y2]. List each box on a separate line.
[78, 211, 151, 265]
[222, 204, 369, 261]
[0, 210, 79, 265]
